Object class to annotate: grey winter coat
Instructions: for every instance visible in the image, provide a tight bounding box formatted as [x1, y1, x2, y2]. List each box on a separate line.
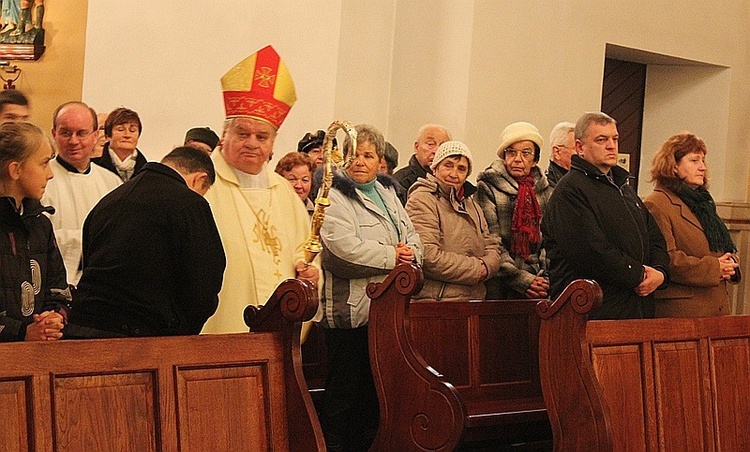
[320, 172, 423, 329]
[476, 161, 553, 296]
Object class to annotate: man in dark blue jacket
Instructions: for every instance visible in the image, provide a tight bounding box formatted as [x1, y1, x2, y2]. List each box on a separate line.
[67, 146, 226, 337]
[542, 112, 669, 319]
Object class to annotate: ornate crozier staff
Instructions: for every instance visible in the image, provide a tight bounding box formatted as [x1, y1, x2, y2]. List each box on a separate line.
[303, 120, 357, 264]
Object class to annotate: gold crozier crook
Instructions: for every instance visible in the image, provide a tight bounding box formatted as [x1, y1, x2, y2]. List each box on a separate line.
[303, 120, 357, 264]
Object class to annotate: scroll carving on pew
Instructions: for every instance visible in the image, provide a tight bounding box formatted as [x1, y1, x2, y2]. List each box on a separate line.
[366, 262, 468, 452]
[536, 279, 614, 451]
[244, 278, 325, 452]
[0, 278, 324, 452]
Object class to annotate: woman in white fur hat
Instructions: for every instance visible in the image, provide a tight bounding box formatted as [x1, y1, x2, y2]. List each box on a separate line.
[406, 140, 507, 301]
[477, 122, 554, 299]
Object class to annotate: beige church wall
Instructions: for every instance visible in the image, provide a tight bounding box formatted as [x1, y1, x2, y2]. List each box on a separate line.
[333, 0, 396, 131]
[9, 0, 88, 132]
[81, 0, 750, 201]
[83, 1, 344, 162]
[456, 0, 750, 198]
[640, 65, 732, 199]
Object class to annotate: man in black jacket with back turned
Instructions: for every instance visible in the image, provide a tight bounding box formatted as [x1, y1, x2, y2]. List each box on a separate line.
[542, 112, 669, 319]
[67, 147, 226, 337]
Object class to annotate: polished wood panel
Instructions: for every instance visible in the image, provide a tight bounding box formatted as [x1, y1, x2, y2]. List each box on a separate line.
[54, 373, 157, 451]
[712, 338, 750, 449]
[409, 298, 543, 408]
[539, 283, 750, 451]
[0, 379, 29, 451]
[176, 365, 275, 452]
[589, 344, 648, 451]
[0, 278, 324, 452]
[408, 315, 470, 386]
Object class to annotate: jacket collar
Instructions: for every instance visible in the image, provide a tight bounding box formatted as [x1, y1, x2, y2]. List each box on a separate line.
[329, 169, 398, 201]
[55, 156, 91, 174]
[547, 160, 568, 175]
[407, 154, 430, 177]
[570, 154, 631, 188]
[140, 162, 188, 186]
[0, 197, 54, 224]
[654, 186, 704, 231]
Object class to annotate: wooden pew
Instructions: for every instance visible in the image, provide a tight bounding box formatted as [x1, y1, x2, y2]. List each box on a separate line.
[0, 279, 325, 452]
[537, 280, 750, 451]
[367, 263, 552, 450]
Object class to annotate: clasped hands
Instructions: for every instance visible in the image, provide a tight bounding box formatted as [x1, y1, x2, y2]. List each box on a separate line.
[395, 243, 414, 265]
[718, 253, 739, 281]
[25, 310, 65, 341]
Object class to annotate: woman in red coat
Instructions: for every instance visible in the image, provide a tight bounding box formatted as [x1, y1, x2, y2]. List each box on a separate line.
[644, 132, 740, 317]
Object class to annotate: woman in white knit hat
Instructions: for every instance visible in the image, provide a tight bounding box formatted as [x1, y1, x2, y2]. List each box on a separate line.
[477, 122, 554, 299]
[405, 140, 508, 301]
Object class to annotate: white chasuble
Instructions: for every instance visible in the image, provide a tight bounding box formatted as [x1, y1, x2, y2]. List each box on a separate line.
[202, 150, 311, 334]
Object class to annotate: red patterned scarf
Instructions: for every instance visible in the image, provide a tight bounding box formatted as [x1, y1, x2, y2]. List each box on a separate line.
[511, 175, 542, 259]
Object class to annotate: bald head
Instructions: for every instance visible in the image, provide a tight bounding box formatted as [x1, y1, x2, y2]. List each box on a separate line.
[414, 124, 451, 168]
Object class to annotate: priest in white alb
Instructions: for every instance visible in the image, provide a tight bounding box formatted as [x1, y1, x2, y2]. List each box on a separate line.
[43, 101, 122, 285]
[201, 45, 318, 334]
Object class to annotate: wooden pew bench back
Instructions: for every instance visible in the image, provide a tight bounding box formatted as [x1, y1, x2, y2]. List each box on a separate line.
[0, 278, 324, 452]
[587, 315, 750, 452]
[537, 279, 750, 451]
[408, 298, 547, 431]
[367, 263, 551, 450]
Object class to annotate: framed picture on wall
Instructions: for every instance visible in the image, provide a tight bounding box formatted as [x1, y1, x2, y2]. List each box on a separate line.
[0, 0, 46, 60]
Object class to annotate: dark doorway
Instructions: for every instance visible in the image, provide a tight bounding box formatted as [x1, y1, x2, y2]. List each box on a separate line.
[600, 58, 647, 191]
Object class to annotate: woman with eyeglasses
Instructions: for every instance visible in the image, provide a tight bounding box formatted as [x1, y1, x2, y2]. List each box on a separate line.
[477, 121, 554, 299]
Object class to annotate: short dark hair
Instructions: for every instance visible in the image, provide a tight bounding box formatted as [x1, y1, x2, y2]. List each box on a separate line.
[0, 90, 28, 112]
[383, 142, 399, 173]
[162, 146, 216, 187]
[184, 126, 220, 150]
[105, 107, 142, 137]
[52, 101, 98, 131]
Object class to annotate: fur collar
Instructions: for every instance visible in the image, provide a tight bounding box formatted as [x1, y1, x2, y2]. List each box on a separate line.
[314, 167, 399, 200]
[477, 160, 549, 195]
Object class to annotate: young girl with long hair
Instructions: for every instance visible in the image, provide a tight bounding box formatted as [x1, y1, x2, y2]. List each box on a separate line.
[0, 121, 70, 341]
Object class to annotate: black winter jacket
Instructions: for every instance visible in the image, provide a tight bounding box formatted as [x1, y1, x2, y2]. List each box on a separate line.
[0, 197, 70, 341]
[541, 155, 669, 319]
[393, 154, 429, 192]
[72, 163, 226, 336]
